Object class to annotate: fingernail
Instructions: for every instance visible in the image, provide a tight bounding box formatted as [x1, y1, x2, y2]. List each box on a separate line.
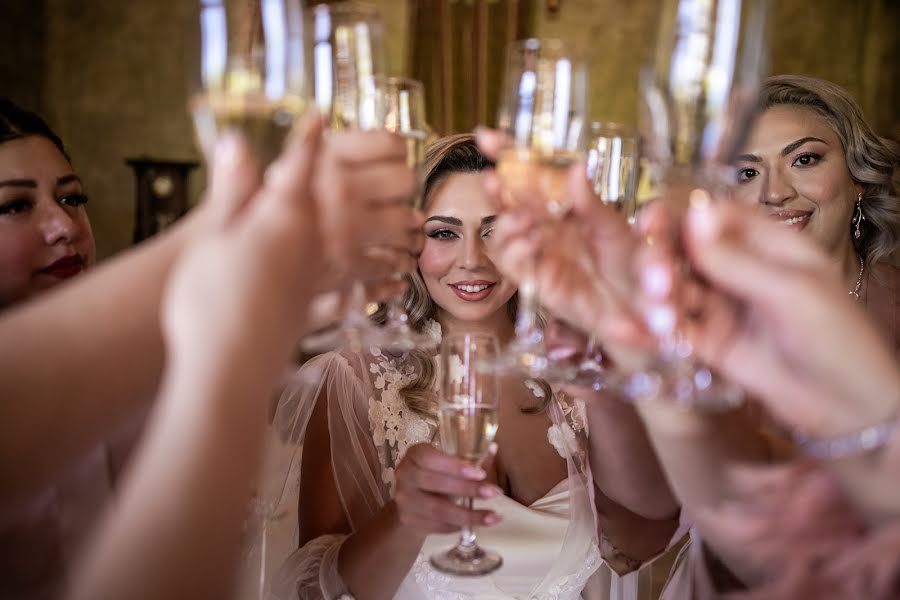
[646, 305, 676, 336]
[462, 466, 486, 480]
[642, 263, 672, 299]
[548, 345, 578, 361]
[215, 133, 243, 167]
[480, 484, 502, 498]
[688, 197, 720, 241]
[483, 512, 502, 525]
[488, 442, 498, 456]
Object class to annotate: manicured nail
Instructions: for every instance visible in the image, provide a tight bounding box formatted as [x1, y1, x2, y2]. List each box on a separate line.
[216, 133, 243, 167]
[646, 305, 676, 336]
[488, 442, 498, 456]
[463, 466, 486, 480]
[642, 263, 672, 299]
[483, 512, 502, 525]
[688, 197, 720, 241]
[480, 485, 502, 498]
[548, 345, 578, 361]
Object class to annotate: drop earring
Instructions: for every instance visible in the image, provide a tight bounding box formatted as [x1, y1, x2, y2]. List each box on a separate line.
[854, 193, 865, 239]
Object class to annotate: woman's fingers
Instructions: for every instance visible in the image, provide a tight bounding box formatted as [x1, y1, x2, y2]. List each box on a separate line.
[394, 443, 502, 534]
[473, 127, 509, 160]
[325, 128, 409, 164]
[395, 491, 499, 533]
[204, 134, 263, 226]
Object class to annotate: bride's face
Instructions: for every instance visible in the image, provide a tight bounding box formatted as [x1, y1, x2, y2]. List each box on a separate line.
[419, 171, 517, 325]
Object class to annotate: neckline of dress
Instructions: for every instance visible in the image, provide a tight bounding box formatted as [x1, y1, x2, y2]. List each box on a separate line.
[490, 476, 571, 511]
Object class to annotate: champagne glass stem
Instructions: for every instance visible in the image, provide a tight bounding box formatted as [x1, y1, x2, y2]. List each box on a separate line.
[514, 266, 542, 346]
[455, 496, 477, 556]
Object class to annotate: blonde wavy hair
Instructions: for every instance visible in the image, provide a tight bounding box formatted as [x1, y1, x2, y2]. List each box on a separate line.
[376, 134, 548, 418]
[758, 75, 900, 265]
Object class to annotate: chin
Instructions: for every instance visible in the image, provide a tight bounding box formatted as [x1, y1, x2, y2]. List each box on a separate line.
[437, 297, 508, 325]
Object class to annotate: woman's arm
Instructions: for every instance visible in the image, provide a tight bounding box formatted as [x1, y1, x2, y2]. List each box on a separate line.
[296, 386, 423, 600]
[584, 393, 683, 568]
[0, 208, 206, 509]
[68, 125, 323, 600]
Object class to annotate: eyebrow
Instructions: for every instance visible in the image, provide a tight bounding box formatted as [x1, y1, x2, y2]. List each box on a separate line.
[0, 178, 37, 189]
[736, 136, 828, 164]
[0, 174, 81, 190]
[425, 215, 497, 227]
[56, 174, 81, 187]
[781, 137, 827, 156]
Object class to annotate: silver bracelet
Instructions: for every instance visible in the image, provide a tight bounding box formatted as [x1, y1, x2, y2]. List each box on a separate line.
[793, 418, 897, 460]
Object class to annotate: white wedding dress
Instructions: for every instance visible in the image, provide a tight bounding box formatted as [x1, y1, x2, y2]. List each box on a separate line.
[241, 322, 687, 600]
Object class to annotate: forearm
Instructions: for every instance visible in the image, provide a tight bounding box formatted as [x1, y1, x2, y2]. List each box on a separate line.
[0, 211, 202, 505]
[68, 354, 276, 600]
[338, 502, 425, 600]
[635, 399, 771, 584]
[585, 393, 678, 520]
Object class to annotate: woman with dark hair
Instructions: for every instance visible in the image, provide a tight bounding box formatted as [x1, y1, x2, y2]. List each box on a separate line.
[0, 97, 95, 309]
[253, 134, 685, 600]
[484, 74, 900, 597]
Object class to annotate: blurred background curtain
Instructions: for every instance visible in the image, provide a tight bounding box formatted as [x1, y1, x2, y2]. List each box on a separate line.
[406, 0, 537, 135]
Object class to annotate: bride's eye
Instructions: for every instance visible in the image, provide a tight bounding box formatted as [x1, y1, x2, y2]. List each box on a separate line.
[428, 229, 458, 241]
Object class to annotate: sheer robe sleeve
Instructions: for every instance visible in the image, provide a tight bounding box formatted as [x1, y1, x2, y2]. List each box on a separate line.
[245, 351, 390, 600]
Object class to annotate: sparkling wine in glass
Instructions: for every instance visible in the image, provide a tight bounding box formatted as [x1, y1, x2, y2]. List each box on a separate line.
[364, 77, 433, 351]
[365, 76, 435, 351]
[191, 0, 308, 169]
[430, 333, 503, 576]
[493, 38, 588, 379]
[587, 121, 639, 223]
[557, 122, 641, 390]
[299, 1, 392, 354]
[630, 0, 768, 409]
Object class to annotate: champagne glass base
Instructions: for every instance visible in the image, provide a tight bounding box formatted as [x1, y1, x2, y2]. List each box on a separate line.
[620, 360, 744, 412]
[487, 339, 579, 381]
[563, 359, 615, 391]
[429, 545, 503, 577]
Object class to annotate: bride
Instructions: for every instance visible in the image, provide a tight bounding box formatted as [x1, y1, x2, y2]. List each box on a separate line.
[250, 134, 686, 600]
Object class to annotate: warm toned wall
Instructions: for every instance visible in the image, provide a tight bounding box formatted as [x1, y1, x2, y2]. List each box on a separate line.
[2, 0, 897, 259]
[41, 0, 203, 259]
[537, 0, 900, 136]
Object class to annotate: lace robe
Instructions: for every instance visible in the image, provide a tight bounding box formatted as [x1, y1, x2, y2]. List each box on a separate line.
[243, 323, 686, 600]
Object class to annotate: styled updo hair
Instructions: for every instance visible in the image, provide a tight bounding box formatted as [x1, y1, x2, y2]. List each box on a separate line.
[758, 75, 900, 265]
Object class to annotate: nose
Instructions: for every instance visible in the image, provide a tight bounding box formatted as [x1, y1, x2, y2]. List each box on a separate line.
[39, 201, 81, 247]
[460, 233, 488, 270]
[761, 164, 796, 207]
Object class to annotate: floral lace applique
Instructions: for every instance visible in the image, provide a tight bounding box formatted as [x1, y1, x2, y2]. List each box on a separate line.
[366, 334, 438, 493]
[533, 383, 587, 460]
[541, 543, 601, 599]
[411, 555, 470, 600]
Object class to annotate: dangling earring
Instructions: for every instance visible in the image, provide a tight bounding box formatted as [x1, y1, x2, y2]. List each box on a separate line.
[853, 193, 865, 239]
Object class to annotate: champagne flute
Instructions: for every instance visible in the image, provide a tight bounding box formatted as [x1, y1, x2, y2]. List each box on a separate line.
[587, 122, 639, 223]
[191, 0, 308, 169]
[629, 0, 768, 409]
[299, 1, 391, 354]
[562, 122, 640, 389]
[493, 38, 588, 379]
[430, 333, 503, 576]
[364, 76, 435, 351]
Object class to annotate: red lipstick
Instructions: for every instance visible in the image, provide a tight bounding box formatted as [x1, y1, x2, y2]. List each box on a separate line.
[41, 255, 85, 279]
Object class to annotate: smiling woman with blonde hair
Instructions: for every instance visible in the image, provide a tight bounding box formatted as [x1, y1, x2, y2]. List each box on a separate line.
[249, 134, 686, 600]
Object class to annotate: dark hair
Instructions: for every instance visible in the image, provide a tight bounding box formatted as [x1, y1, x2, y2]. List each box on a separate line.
[0, 97, 70, 162]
